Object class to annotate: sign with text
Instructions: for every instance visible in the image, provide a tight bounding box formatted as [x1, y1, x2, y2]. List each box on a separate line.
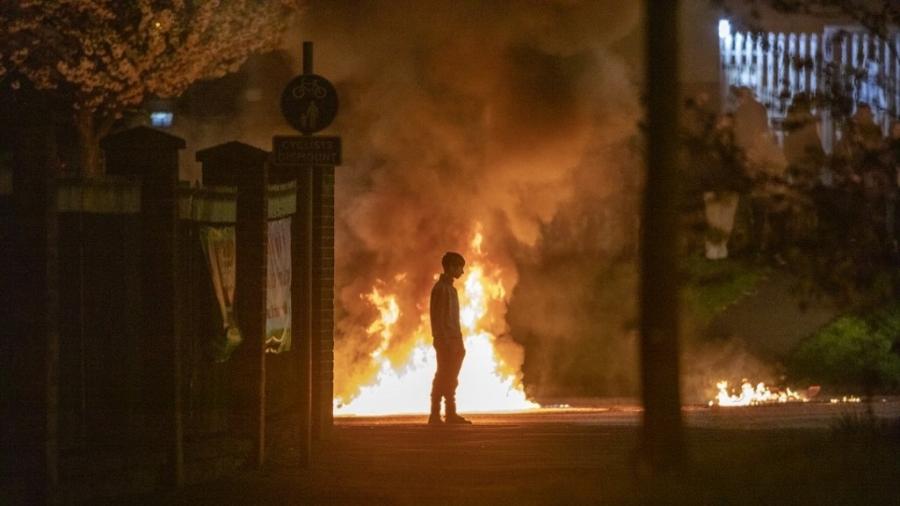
[272, 135, 342, 166]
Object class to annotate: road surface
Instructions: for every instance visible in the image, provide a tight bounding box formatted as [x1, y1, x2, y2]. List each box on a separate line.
[125, 398, 900, 505]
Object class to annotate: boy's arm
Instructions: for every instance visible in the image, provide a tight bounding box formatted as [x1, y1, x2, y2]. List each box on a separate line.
[430, 285, 448, 338]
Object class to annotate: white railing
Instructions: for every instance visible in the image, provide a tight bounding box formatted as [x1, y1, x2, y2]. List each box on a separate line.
[719, 21, 900, 152]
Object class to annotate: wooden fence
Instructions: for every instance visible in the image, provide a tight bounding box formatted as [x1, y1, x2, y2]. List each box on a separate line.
[2, 127, 333, 502]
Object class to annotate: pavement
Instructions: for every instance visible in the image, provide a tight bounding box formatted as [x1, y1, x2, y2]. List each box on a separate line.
[126, 399, 900, 506]
[336, 396, 900, 430]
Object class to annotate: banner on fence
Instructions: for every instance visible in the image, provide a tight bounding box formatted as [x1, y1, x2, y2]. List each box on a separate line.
[266, 218, 292, 354]
[200, 218, 292, 358]
[200, 226, 242, 362]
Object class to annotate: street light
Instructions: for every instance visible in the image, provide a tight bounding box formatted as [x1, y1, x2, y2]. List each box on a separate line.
[146, 97, 174, 128]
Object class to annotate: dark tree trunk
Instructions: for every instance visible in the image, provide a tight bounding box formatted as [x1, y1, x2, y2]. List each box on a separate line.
[639, 0, 684, 471]
[75, 109, 114, 177]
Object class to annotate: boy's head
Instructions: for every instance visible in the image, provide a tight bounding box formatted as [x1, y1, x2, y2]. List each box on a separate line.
[441, 252, 466, 278]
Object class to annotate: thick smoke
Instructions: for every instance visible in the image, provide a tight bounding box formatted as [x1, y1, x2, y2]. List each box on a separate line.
[291, 0, 646, 401]
[171, 1, 780, 403]
[508, 141, 643, 398]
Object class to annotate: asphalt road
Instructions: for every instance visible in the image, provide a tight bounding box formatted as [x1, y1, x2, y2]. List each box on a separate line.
[337, 396, 900, 429]
[137, 399, 900, 505]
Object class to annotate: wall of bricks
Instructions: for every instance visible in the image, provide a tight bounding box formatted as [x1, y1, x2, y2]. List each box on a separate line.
[312, 166, 335, 436]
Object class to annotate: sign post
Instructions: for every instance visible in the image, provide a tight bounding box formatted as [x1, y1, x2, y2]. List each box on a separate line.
[274, 41, 340, 467]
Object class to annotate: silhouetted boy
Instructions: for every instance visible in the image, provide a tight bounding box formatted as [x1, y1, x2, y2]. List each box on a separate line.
[429, 252, 471, 424]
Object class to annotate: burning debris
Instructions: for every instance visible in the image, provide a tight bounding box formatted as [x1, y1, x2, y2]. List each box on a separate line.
[708, 380, 867, 408]
[334, 228, 539, 416]
[297, 0, 643, 410]
[709, 380, 807, 407]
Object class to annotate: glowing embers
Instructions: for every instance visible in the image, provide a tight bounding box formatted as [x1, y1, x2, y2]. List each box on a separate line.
[334, 231, 538, 416]
[709, 380, 807, 407]
[829, 396, 861, 404]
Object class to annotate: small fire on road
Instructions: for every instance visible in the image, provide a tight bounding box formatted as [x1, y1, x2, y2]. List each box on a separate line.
[708, 380, 867, 407]
[708, 380, 807, 407]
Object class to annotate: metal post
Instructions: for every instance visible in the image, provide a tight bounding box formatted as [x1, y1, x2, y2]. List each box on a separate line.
[303, 41, 314, 75]
[302, 38, 316, 458]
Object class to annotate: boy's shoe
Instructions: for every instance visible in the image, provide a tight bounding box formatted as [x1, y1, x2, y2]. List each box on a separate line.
[444, 413, 472, 424]
[427, 413, 443, 425]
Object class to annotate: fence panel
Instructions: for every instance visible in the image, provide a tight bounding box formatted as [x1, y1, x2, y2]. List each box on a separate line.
[721, 22, 900, 152]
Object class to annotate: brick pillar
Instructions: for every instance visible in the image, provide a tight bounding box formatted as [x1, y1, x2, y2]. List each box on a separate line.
[272, 133, 339, 459]
[197, 142, 270, 468]
[286, 160, 335, 459]
[311, 166, 335, 438]
[101, 126, 186, 486]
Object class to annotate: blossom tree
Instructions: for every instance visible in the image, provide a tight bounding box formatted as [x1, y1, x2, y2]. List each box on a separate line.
[0, 0, 302, 176]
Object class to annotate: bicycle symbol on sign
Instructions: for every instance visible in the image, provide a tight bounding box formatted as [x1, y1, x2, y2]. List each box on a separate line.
[291, 78, 328, 99]
[280, 72, 338, 134]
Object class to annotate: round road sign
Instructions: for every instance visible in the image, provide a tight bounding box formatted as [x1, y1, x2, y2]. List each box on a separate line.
[280, 74, 339, 135]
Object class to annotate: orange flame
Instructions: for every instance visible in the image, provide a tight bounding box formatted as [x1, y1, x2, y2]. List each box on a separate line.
[708, 380, 806, 407]
[364, 288, 400, 359]
[334, 228, 538, 416]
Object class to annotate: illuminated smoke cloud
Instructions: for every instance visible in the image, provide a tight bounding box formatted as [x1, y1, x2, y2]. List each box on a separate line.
[289, 0, 646, 401]
[171, 1, 784, 404]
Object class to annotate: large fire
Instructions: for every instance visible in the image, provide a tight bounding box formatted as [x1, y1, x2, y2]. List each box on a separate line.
[334, 229, 539, 416]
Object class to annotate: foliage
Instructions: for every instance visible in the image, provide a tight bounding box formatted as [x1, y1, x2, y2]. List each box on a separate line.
[681, 96, 752, 197]
[681, 256, 768, 326]
[0, 0, 302, 175]
[785, 179, 900, 306]
[830, 410, 900, 439]
[788, 301, 900, 390]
